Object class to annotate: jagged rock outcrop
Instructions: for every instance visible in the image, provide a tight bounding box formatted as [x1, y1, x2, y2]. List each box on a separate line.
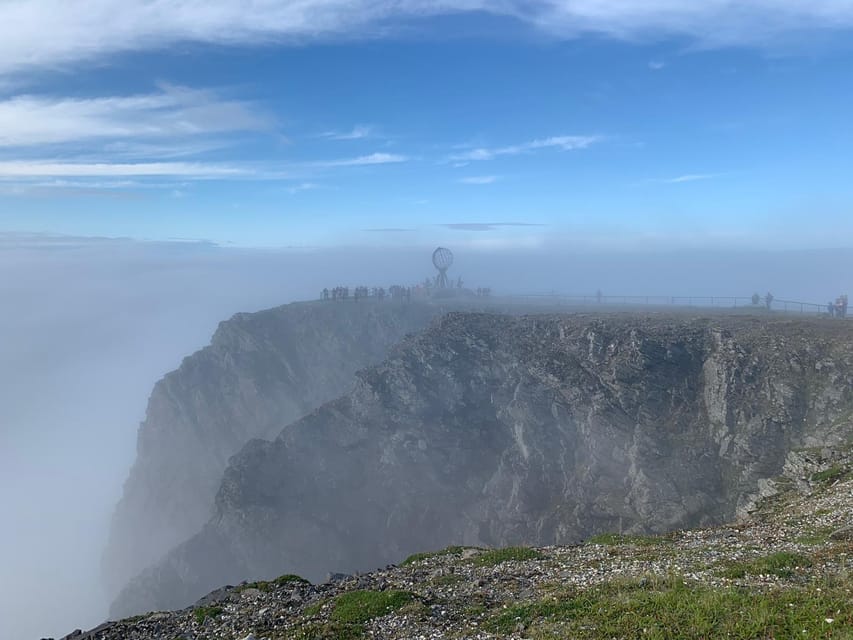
[103, 300, 442, 597]
[111, 312, 853, 617]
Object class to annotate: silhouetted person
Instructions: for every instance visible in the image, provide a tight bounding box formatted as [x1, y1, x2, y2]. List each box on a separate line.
[829, 301, 836, 317]
[765, 292, 774, 310]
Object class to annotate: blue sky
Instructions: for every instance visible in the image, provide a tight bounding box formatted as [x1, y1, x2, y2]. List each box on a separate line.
[1, 1, 853, 248]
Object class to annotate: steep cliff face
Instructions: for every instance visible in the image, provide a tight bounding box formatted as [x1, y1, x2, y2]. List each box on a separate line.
[103, 300, 442, 596]
[111, 312, 853, 616]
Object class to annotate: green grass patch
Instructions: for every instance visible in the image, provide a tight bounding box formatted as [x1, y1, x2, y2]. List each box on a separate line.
[794, 526, 837, 545]
[297, 590, 415, 639]
[585, 532, 664, 546]
[401, 545, 466, 566]
[303, 599, 327, 618]
[193, 605, 223, 624]
[717, 551, 812, 579]
[237, 573, 309, 592]
[472, 546, 543, 567]
[812, 465, 850, 485]
[431, 573, 465, 587]
[484, 575, 852, 639]
[289, 621, 364, 640]
[330, 590, 414, 625]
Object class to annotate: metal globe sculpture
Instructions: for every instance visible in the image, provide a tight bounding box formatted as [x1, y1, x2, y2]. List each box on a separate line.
[432, 247, 454, 288]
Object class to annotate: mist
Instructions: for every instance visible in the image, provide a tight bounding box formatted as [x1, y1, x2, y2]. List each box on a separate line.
[2, 233, 852, 640]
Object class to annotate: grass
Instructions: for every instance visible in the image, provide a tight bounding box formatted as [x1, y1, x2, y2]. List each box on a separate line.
[794, 526, 837, 545]
[193, 605, 223, 624]
[431, 573, 465, 587]
[237, 573, 309, 592]
[401, 545, 466, 565]
[716, 551, 813, 579]
[484, 575, 852, 639]
[812, 465, 850, 485]
[329, 590, 415, 625]
[472, 546, 543, 567]
[293, 590, 415, 639]
[289, 621, 363, 640]
[585, 532, 664, 546]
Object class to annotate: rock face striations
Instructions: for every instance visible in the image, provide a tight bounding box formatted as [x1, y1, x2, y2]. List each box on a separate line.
[111, 312, 853, 616]
[103, 300, 442, 598]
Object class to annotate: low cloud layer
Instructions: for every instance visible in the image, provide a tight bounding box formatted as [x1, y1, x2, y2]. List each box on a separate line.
[442, 222, 546, 231]
[3, 233, 853, 640]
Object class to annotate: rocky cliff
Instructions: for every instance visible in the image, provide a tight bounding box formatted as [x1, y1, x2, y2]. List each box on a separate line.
[103, 300, 442, 597]
[111, 312, 853, 617]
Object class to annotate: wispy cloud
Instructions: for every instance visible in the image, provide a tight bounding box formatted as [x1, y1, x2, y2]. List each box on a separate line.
[0, 84, 272, 148]
[442, 222, 546, 232]
[0, 1, 847, 80]
[648, 60, 666, 70]
[287, 182, 322, 194]
[658, 173, 719, 184]
[458, 175, 498, 185]
[320, 125, 372, 140]
[450, 135, 599, 162]
[311, 152, 407, 168]
[0, 161, 247, 178]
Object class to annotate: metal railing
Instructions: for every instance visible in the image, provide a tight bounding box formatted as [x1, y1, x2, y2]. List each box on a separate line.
[488, 293, 843, 317]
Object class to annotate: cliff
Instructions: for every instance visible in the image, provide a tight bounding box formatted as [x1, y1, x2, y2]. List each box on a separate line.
[102, 300, 443, 596]
[110, 312, 853, 616]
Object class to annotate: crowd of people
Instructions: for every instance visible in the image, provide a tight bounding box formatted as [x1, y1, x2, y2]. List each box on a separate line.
[321, 281, 493, 302]
[321, 285, 413, 302]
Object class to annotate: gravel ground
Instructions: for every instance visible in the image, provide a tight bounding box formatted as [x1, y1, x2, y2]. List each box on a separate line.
[56, 447, 853, 640]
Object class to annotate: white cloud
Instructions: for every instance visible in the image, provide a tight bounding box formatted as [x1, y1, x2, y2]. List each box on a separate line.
[0, 161, 247, 178]
[320, 125, 372, 140]
[458, 175, 498, 184]
[648, 60, 666, 70]
[0, 85, 271, 148]
[660, 173, 718, 183]
[287, 182, 322, 194]
[311, 152, 407, 168]
[522, 1, 853, 48]
[450, 135, 599, 162]
[1, 1, 851, 79]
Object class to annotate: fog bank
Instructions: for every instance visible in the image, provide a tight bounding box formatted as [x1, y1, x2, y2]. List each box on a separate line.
[1, 234, 851, 639]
